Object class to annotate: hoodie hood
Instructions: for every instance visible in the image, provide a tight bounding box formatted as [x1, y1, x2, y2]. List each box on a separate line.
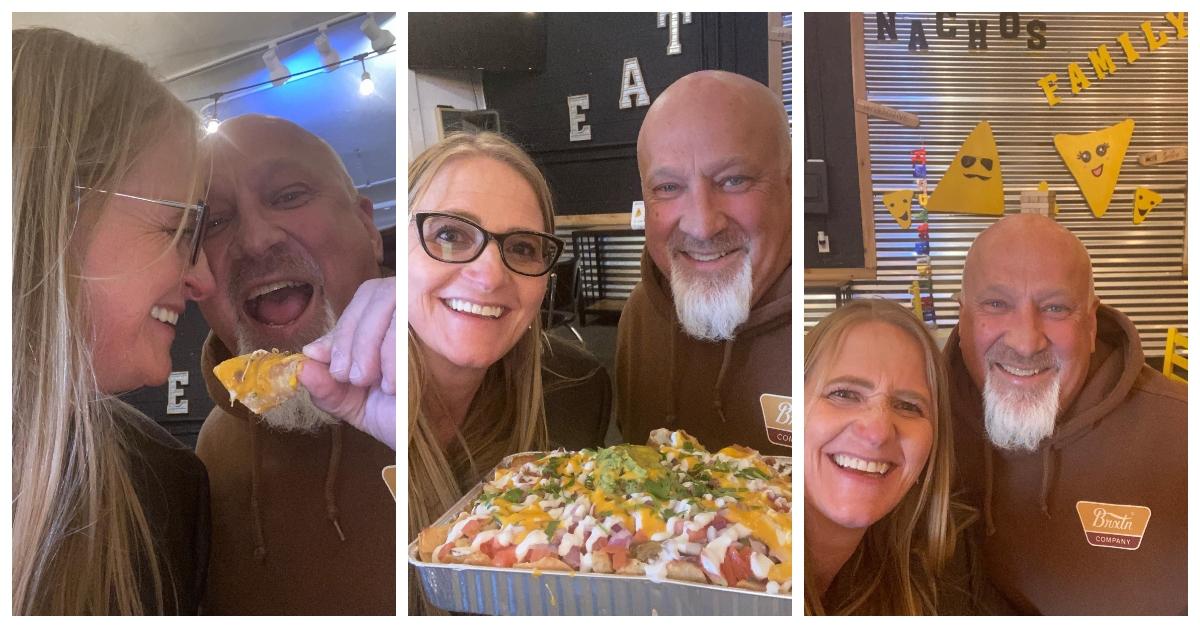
[637, 248, 791, 426]
[945, 303, 1144, 533]
[201, 331, 347, 561]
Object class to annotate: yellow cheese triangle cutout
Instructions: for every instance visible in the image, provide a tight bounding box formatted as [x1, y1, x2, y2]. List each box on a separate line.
[927, 121, 1005, 216]
[882, 190, 914, 229]
[1133, 187, 1162, 225]
[1054, 119, 1134, 218]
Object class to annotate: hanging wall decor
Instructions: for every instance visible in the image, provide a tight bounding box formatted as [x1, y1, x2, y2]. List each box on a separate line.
[1133, 186, 1163, 224]
[927, 121, 1005, 216]
[1053, 118, 1135, 218]
[882, 189, 914, 228]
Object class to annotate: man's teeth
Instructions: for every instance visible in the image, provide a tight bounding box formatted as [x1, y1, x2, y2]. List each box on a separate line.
[686, 250, 733, 262]
[249, 280, 306, 300]
[997, 363, 1048, 377]
[150, 306, 179, 326]
[446, 298, 505, 319]
[832, 454, 892, 475]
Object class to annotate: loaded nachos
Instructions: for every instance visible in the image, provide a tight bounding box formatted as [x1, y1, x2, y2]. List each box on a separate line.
[418, 429, 791, 594]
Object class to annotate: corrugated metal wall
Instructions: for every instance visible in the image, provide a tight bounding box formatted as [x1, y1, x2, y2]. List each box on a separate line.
[804, 12, 1188, 358]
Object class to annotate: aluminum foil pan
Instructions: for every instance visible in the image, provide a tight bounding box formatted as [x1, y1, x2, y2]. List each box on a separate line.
[409, 452, 793, 615]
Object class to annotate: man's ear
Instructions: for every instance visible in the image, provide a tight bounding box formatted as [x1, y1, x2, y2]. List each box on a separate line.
[1087, 295, 1101, 352]
[355, 195, 384, 264]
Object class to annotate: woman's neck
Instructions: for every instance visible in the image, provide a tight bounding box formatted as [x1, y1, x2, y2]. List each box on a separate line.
[423, 351, 487, 449]
[805, 504, 868, 599]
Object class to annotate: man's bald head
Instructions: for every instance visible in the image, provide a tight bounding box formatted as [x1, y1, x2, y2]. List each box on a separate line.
[963, 214, 1095, 301]
[638, 70, 790, 170]
[635, 70, 792, 339]
[205, 114, 358, 203]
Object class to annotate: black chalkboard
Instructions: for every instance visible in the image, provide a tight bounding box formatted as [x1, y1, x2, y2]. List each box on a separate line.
[482, 12, 769, 216]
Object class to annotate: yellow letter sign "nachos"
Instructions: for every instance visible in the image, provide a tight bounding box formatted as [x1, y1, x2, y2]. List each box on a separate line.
[213, 349, 306, 414]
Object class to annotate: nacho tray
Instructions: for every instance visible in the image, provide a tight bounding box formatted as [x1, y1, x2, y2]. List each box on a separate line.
[408, 451, 792, 616]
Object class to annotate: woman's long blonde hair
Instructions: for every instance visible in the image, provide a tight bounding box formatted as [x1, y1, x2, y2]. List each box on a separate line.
[12, 28, 202, 615]
[803, 299, 967, 615]
[406, 132, 553, 610]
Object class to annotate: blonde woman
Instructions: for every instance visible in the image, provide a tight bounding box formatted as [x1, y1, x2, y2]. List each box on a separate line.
[803, 299, 977, 614]
[12, 28, 215, 614]
[407, 131, 561, 613]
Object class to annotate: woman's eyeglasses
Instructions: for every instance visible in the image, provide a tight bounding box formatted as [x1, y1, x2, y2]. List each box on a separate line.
[414, 212, 564, 277]
[75, 186, 209, 266]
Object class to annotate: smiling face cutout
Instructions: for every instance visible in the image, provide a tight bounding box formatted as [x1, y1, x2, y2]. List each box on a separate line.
[882, 190, 914, 229]
[927, 121, 1005, 216]
[1132, 186, 1162, 225]
[1054, 119, 1134, 218]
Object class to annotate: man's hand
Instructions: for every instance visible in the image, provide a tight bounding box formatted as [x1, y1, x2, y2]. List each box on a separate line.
[300, 277, 396, 450]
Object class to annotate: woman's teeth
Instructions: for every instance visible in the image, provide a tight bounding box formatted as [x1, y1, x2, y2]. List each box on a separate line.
[832, 454, 892, 475]
[997, 363, 1048, 377]
[150, 306, 179, 326]
[249, 280, 307, 300]
[445, 298, 505, 319]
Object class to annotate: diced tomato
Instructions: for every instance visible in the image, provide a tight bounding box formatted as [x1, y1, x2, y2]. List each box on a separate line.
[633, 530, 649, 544]
[687, 527, 707, 542]
[527, 545, 552, 562]
[461, 518, 483, 537]
[562, 547, 581, 569]
[610, 547, 629, 571]
[721, 545, 754, 586]
[491, 546, 518, 568]
[478, 539, 497, 558]
[591, 537, 608, 552]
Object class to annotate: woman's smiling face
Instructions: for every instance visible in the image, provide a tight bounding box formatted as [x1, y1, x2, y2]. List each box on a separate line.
[804, 320, 935, 532]
[407, 155, 548, 373]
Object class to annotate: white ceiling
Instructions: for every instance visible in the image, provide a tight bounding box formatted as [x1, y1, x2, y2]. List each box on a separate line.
[12, 12, 346, 79]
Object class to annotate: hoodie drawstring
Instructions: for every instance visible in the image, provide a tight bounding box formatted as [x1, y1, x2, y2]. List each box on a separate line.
[712, 340, 735, 423]
[249, 423, 268, 561]
[325, 424, 346, 541]
[982, 443, 995, 536]
[1039, 446, 1054, 519]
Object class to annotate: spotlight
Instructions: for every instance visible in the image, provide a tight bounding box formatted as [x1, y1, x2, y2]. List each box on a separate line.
[314, 25, 340, 71]
[358, 58, 375, 96]
[262, 43, 289, 87]
[360, 15, 395, 53]
[205, 117, 221, 134]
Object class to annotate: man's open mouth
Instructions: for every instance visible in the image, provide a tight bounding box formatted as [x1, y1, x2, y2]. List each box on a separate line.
[243, 280, 315, 327]
[680, 248, 743, 263]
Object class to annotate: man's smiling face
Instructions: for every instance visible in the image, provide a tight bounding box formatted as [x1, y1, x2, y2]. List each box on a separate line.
[198, 115, 382, 353]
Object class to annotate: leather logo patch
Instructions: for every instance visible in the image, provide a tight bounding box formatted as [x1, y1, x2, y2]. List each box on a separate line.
[759, 394, 791, 448]
[1075, 501, 1151, 550]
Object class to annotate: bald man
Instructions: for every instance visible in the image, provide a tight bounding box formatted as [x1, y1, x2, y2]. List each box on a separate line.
[946, 214, 1185, 614]
[195, 115, 396, 614]
[616, 70, 792, 456]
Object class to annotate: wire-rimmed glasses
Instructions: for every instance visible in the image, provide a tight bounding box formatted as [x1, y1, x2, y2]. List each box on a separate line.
[74, 186, 209, 266]
[414, 211, 564, 277]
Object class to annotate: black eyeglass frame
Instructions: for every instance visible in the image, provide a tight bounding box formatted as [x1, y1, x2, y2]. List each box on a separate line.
[75, 185, 209, 266]
[414, 211, 565, 277]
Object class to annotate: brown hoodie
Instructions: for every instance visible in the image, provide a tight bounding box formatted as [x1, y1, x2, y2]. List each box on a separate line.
[946, 304, 1186, 615]
[616, 249, 791, 455]
[196, 332, 396, 615]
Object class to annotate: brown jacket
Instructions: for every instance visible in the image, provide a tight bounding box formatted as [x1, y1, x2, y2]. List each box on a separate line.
[196, 333, 396, 615]
[946, 304, 1187, 614]
[616, 250, 791, 455]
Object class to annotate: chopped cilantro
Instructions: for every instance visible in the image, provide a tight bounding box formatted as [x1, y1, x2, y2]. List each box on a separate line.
[545, 519, 560, 536]
[682, 440, 695, 452]
[501, 488, 526, 503]
[735, 467, 770, 480]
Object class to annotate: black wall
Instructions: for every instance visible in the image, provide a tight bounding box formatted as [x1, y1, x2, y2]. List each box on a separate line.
[482, 12, 769, 216]
[804, 13, 866, 269]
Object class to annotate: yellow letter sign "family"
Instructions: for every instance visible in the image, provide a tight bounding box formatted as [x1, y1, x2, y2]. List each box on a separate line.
[1037, 13, 1187, 108]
